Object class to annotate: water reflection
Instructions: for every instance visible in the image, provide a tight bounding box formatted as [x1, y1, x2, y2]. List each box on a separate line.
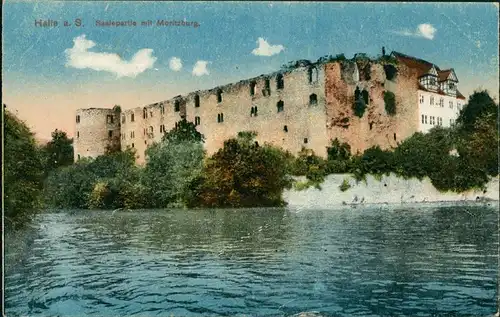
[4, 205, 498, 317]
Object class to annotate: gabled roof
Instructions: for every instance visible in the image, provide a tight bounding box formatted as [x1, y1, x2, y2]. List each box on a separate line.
[392, 51, 461, 85]
[391, 51, 440, 77]
[438, 68, 458, 82]
[438, 69, 451, 82]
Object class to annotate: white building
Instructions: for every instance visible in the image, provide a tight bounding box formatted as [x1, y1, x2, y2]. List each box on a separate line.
[392, 52, 466, 133]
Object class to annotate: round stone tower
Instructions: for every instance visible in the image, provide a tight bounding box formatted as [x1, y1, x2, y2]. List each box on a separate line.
[74, 107, 121, 161]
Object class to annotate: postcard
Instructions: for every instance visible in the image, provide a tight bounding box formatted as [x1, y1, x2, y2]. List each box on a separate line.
[3, 2, 499, 316]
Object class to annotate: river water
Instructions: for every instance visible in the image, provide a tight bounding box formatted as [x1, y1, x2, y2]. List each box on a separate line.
[4, 205, 499, 316]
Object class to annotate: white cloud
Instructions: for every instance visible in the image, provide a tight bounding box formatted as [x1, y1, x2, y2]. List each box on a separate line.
[393, 23, 437, 40]
[169, 57, 183, 71]
[64, 34, 157, 78]
[251, 37, 285, 56]
[192, 60, 209, 76]
[417, 23, 436, 40]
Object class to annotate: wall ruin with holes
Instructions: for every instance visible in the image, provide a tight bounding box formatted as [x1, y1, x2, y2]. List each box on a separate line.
[323, 60, 420, 155]
[77, 59, 426, 164]
[121, 99, 186, 164]
[185, 66, 329, 157]
[74, 108, 121, 161]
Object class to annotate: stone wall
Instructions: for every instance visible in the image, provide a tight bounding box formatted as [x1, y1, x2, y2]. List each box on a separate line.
[74, 108, 120, 161]
[76, 57, 440, 164]
[323, 61, 419, 154]
[121, 100, 185, 164]
[185, 66, 329, 157]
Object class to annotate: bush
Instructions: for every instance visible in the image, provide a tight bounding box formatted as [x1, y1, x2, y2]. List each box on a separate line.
[326, 138, 352, 174]
[316, 54, 346, 64]
[339, 178, 351, 192]
[44, 149, 140, 209]
[189, 132, 293, 208]
[351, 146, 395, 180]
[384, 91, 396, 115]
[291, 148, 328, 185]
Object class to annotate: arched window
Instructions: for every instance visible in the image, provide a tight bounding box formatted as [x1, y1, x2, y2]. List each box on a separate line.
[309, 94, 318, 106]
[308, 66, 318, 84]
[174, 100, 180, 112]
[263, 79, 271, 96]
[277, 100, 284, 113]
[217, 89, 223, 103]
[131, 113, 135, 122]
[194, 95, 200, 108]
[276, 74, 284, 90]
[143, 107, 148, 119]
[250, 81, 256, 96]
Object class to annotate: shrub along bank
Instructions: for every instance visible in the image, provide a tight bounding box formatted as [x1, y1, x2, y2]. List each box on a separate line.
[38, 90, 500, 211]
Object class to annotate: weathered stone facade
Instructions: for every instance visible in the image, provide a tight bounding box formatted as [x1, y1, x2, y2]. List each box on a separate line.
[74, 52, 465, 164]
[324, 59, 420, 154]
[74, 108, 121, 161]
[120, 100, 185, 163]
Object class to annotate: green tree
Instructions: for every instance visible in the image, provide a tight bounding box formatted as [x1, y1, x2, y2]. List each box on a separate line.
[4, 108, 45, 228]
[162, 119, 204, 144]
[42, 129, 74, 172]
[326, 138, 352, 174]
[455, 91, 499, 177]
[141, 121, 206, 207]
[190, 132, 293, 207]
[458, 112, 498, 177]
[456, 90, 498, 132]
[393, 127, 455, 180]
[142, 140, 205, 208]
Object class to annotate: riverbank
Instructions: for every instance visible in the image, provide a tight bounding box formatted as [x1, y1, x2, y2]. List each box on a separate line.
[283, 173, 499, 209]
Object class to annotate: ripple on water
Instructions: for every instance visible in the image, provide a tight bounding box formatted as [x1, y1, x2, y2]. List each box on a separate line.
[4, 206, 499, 317]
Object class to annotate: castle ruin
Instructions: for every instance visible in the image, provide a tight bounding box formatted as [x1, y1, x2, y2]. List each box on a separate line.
[74, 51, 466, 164]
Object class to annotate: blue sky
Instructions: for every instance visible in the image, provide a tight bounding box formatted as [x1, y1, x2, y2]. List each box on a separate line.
[2, 1, 498, 139]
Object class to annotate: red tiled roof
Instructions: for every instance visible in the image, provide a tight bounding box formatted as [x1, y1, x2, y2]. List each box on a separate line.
[392, 51, 439, 77]
[438, 69, 451, 82]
